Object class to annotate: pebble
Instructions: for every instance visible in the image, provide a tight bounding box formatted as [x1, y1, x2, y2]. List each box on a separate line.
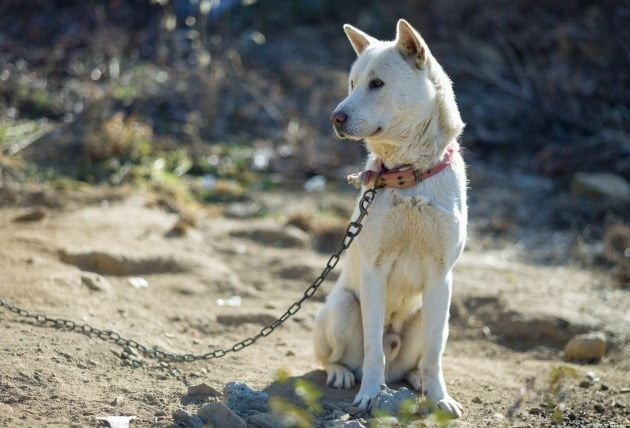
[594, 403, 605, 413]
[563, 332, 606, 362]
[579, 380, 592, 388]
[528, 407, 542, 415]
[472, 396, 482, 404]
[197, 402, 246, 428]
[600, 383, 609, 391]
[586, 371, 600, 382]
[187, 383, 221, 397]
[224, 382, 269, 417]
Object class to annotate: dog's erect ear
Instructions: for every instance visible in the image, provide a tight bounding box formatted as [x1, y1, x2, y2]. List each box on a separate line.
[343, 24, 376, 56]
[395, 19, 428, 68]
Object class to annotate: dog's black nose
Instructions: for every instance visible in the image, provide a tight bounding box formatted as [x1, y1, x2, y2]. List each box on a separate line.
[331, 111, 347, 125]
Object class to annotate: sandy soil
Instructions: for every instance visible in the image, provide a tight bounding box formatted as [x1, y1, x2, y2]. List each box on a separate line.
[0, 187, 628, 427]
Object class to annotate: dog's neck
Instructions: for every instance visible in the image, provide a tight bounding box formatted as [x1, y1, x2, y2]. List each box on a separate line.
[364, 115, 451, 170]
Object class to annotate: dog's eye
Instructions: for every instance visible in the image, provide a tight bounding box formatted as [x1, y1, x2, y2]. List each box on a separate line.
[369, 78, 384, 89]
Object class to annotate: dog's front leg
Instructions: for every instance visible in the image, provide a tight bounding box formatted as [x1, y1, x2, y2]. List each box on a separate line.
[353, 264, 388, 410]
[421, 271, 462, 417]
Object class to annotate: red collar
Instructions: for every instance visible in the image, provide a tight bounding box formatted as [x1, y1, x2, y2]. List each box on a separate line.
[347, 142, 459, 189]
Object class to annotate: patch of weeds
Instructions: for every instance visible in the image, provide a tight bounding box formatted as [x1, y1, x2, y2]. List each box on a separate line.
[543, 365, 578, 422]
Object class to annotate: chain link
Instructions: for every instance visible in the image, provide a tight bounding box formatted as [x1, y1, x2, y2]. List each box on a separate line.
[0, 186, 378, 363]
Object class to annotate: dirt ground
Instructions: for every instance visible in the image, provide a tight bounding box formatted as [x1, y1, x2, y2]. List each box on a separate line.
[0, 183, 628, 428]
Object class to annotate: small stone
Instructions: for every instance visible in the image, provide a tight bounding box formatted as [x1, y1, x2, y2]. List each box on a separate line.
[13, 208, 46, 222]
[586, 371, 600, 382]
[285, 350, 295, 357]
[528, 407, 542, 415]
[563, 332, 606, 362]
[197, 402, 246, 428]
[81, 273, 112, 292]
[579, 380, 592, 388]
[172, 409, 204, 428]
[224, 382, 269, 418]
[600, 383, 609, 391]
[620, 387, 630, 393]
[187, 383, 221, 397]
[594, 403, 605, 413]
[128, 277, 149, 289]
[472, 396, 482, 404]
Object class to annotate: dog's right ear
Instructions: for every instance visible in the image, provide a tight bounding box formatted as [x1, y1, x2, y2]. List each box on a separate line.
[343, 24, 376, 56]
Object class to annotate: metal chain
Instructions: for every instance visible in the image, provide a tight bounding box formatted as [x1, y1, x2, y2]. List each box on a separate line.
[0, 185, 379, 363]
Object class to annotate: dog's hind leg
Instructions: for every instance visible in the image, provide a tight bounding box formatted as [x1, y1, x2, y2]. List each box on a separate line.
[313, 288, 363, 389]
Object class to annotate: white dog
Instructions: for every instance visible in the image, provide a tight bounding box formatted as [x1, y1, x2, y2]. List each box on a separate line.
[313, 19, 466, 417]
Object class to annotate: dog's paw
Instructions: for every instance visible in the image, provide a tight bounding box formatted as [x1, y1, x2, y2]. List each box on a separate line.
[325, 364, 355, 389]
[352, 382, 383, 410]
[434, 396, 463, 419]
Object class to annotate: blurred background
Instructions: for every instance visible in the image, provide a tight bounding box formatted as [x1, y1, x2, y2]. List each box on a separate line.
[0, 0, 628, 282]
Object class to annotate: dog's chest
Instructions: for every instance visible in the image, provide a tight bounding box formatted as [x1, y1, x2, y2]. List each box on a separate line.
[360, 190, 456, 265]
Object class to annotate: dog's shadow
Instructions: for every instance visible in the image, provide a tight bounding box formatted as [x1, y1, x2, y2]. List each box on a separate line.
[263, 369, 355, 411]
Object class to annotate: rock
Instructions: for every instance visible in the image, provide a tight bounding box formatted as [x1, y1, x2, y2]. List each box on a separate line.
[594, 403, 605, 413]
[13, 208, 46, 222]
[224, 382, 269, 417]
[230, 226, 309, 248]
[81, 273, 111, 292]
[563, 332, 606, 362]
[571, 172, 630, 204]
[245, 412, 282, 428]
[528, 407, 542, 415]
[600, 383, 610, 391]
[197, 402, 246, 428]
[579, 380, 592, 388]
[370, 385, 418, 417]
[187, 383, 221, 397]
[471, 396, 482, 404]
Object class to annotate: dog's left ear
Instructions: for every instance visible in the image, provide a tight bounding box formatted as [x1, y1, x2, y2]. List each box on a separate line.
[395, 19, 428, 68]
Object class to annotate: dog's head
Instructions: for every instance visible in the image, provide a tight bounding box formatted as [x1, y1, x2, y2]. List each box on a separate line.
[331, 19, 463, 153]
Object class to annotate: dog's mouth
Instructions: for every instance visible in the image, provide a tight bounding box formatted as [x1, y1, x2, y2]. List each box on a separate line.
[334, 126, 382, 140]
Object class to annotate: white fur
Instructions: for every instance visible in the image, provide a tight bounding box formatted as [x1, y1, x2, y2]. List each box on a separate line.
[313, 19, 466, 417]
